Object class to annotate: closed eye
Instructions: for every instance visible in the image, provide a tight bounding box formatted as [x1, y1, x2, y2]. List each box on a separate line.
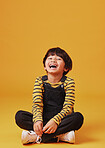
[57, 58, 61, 60]
[48, 57, 52, 60]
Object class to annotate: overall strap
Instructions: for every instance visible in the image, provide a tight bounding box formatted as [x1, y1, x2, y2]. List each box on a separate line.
[42, 75, 48, 81]
[60, 75, 67, 82]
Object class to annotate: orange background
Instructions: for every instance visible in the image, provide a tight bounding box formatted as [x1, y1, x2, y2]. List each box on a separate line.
[0, 0, 105, 147]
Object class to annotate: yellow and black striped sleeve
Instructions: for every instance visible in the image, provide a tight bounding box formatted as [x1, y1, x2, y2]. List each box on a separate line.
[52, 77, 75, 125]
[32, 77, 44, 123]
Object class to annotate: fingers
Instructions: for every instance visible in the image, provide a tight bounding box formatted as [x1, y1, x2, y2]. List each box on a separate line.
[43, 124, 48, 132]
[43, 125, 56, 134]
[38, 123, 43, 135]
[43, 124, 51, 133]
[43, 120, 57, 134]
[34, 120, 57, 135]
[44, 127, 55, 134]
[35, 125, 42, 136]
[34, 121, 43, 137]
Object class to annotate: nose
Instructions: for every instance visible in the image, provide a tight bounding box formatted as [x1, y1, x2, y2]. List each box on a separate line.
[51, 58, 56, 62]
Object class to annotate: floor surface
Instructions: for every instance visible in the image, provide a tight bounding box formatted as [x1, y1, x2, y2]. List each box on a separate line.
[0, 94, 105, 148]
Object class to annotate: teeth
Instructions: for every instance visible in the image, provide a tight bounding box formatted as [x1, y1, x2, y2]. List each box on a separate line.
[50, 65, 56, 68]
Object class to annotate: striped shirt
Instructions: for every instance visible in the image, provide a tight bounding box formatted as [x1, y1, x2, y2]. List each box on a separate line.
[32, 75, 75, 125]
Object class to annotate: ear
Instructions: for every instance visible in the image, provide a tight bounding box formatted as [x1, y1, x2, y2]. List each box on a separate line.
[64, 68, 68, 72]
[44, 67, 47, 70]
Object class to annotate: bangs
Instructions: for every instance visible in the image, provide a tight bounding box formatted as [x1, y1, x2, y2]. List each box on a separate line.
[47, 51, 64, 60]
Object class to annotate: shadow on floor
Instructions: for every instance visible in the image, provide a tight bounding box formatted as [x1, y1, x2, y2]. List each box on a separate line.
[19, 121, 105, 146]
[75, 121, 105, 144]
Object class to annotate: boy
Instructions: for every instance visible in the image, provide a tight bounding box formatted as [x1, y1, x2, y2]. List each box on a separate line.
[15, 47, 84, 144]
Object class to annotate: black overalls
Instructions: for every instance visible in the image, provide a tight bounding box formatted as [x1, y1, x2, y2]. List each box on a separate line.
[42, 75, 66, 124]
[15, 75, 84, 143]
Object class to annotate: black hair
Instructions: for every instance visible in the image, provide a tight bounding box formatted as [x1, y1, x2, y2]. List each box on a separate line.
[43, 47, 72, 75]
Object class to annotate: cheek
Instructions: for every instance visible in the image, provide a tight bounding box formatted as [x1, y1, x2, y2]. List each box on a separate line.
[60, 61, 65, 67]
[44, 61, 49, 69]
[45, 61, 48, 66]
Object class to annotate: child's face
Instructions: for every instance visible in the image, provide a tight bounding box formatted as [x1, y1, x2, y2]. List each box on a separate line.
[44, 54, 67, 75]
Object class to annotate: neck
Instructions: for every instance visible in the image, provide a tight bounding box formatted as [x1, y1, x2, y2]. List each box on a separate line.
[47, 73, 63, 83]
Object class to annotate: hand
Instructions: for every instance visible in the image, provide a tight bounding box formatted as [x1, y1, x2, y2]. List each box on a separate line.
[33, 121, 43, 137]
[43, 119, 58, 134]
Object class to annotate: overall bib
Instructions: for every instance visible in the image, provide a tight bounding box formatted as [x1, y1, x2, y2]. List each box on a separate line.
[42, 75, 66, 124]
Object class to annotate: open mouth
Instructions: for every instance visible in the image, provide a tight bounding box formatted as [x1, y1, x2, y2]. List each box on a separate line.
[49, 65, 57, 68]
